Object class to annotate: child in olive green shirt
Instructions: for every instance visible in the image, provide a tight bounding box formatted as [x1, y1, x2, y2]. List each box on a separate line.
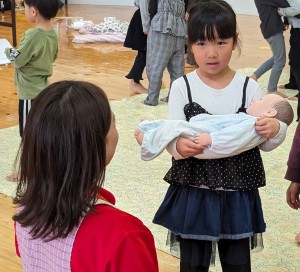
[5, 0, 59, 137]
[5, 0, 59, 182]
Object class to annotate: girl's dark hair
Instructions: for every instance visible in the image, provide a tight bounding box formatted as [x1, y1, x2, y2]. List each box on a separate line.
[24, 0, 59, 19]
[13, 80, 112, 240]
[187, 0, 240, 50]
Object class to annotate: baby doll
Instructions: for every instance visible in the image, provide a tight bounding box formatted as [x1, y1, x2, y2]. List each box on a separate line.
[134, 94, 294, 160]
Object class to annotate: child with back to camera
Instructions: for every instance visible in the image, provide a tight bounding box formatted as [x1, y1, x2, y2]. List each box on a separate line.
[12, 81, 159, 272]
[134, 93, 294, 161]
[5, 0, 59, 137]
[5, 0, 59, 181]
[150, 1, 288, 271]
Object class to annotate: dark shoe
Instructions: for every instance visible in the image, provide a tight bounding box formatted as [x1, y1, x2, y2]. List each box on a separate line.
[143, 100, 157, 106]
[284, 83, 298, 90]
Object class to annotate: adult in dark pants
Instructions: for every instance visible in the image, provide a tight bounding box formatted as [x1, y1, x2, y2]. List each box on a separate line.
[279, 1, 300, 121]
[124, 0, 150, 94]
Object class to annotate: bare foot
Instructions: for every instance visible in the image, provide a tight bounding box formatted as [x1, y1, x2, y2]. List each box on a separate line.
[295, 233, 300, 243]
[267, 91, 288, 98]
[288, 93, 299, 101]
[278, 85, 285, 89]
[129, 80, 148, 94]
[6, 173, 19, 182]
[134, 128, 144, 145]
[250, 73, 258, 81]
[160, 97, 168, 103]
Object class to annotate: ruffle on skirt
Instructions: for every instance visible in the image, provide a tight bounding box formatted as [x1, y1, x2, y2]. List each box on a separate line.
[153, 184, 265, 265]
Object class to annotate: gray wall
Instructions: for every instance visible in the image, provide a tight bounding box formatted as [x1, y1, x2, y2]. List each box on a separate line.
[67, 0, 258, 15]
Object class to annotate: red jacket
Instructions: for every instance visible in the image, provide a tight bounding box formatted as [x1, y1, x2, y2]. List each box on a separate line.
[16, 189, 159, 272]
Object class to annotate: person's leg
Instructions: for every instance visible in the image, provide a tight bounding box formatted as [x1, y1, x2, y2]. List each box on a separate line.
[167, 36, 185, 85]
[218, 238, 251, 272]
[145, 31, 174, 106]
[251, 57, 274, 81]
[279, 69, 298, 90]
[18, 99, 34, 137]
[162, 36, 185, 102]
[126, 50, 146, 83]
[266, 33, 286, 93]
[280, 28, 298, 90]
[289, 27, 300, 121]
[126, 50, 147, 93]
[7, 99, 33, 182]
[179, 237, 211, 272]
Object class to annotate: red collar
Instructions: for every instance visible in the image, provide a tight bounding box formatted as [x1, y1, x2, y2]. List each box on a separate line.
[96, 188, 116, 205]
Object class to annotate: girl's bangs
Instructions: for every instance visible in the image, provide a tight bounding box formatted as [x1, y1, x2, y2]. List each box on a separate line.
[189, 9, 236, 43]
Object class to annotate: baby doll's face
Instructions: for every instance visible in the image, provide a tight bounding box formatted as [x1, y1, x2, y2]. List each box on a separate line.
[105, 113, 119, 166]
[246, 94, 284, 117]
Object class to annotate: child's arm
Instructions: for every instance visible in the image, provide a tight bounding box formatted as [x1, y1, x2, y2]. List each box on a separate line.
[4, 33, 35, 68]
[193, 133, 212, 153]
[285, 121, 300, 209]
[175, 137, 206, 158]
[278, 0, 300, 17]
[255, 118, 287, 151]
[140, 0, 151, 33]
[138, 120, 205, 161]
[193, 119, 266, 158]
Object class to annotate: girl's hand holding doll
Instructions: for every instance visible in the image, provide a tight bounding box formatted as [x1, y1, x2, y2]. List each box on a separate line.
[255, 117, 280, 138]
[176, 137, 206, 158]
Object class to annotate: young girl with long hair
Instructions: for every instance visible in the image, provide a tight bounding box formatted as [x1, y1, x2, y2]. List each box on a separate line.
[13, 81, 158, 271]
[152, 1, 288, 271]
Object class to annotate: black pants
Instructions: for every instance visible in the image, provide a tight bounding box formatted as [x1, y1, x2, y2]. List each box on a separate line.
[285, 70, 298, 90]
[19, 99, 34, 137]
[125, 50, 146, 83]
[179, 238, 251, 272]
[289, 27, 300, 121]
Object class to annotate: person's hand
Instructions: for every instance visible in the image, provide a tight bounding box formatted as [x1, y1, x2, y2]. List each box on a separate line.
[255, 117, 280, 138]
[185, 12, 189, 20]
[194, 133, 212, 147]
[284, 24, 289, 31]
[144, 32, 148, 35]
[176, 137, 205, 158]
[286, 182, 300, 209]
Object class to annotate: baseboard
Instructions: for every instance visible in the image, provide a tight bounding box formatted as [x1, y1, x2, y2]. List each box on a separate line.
[66, 0, 134, 5]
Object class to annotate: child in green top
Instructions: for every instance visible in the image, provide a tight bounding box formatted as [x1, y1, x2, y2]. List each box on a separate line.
[5, 0, 59, 137]
[5, 0, 59, 182]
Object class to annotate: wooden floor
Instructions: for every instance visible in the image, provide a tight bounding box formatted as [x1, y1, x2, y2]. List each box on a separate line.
[0, 4, 291, 271]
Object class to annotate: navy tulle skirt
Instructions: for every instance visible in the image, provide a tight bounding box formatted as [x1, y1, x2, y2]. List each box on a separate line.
[153, 184, 266, 263]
